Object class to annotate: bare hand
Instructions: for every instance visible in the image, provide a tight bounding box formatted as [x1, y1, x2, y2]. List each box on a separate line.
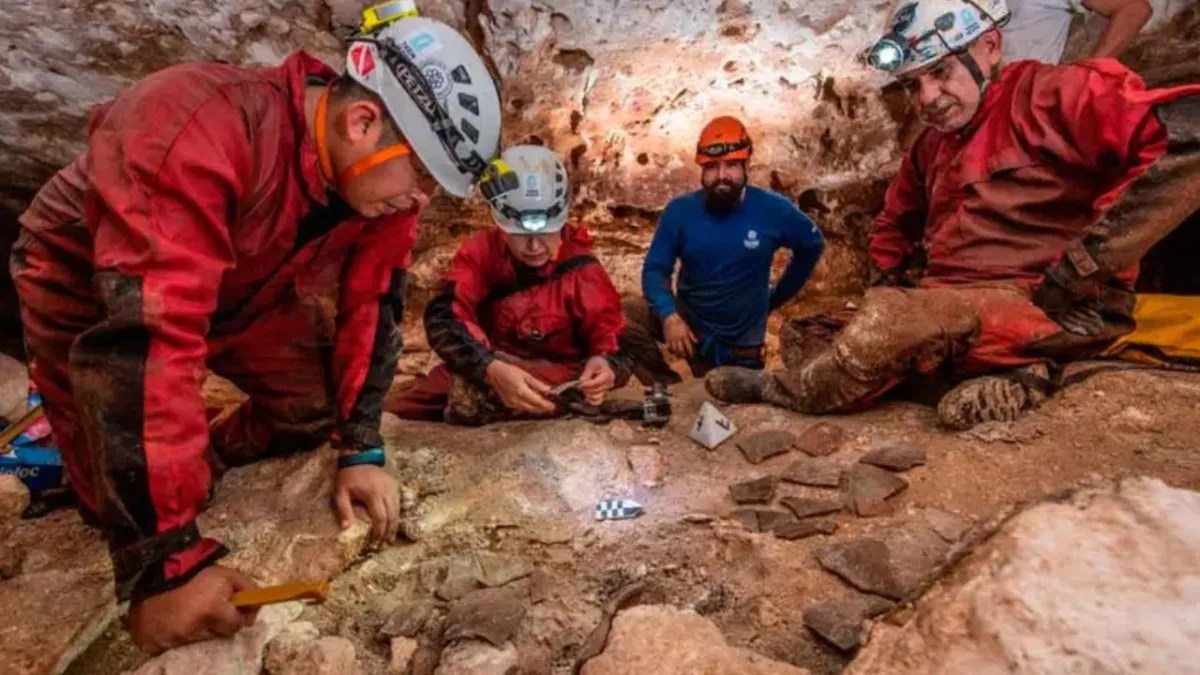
[485, 360, 557, 415]
[127, 565, 259, 655]
[663, 314, 697, 359]
[334, 464, 400, 544]
[579, 356, 617, 405]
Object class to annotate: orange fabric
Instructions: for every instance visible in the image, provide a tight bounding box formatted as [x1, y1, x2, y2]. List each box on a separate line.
[314, 85, 413, 191]
[338, 143, 412, 188]
[696, 115, 752, 165]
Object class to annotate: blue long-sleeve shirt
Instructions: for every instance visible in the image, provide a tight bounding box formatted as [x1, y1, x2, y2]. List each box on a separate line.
[642, 186, 825, 347]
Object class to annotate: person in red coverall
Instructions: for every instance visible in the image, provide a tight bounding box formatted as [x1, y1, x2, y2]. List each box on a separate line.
[389, 145, 632, 424]
[9, 5, 515, 655]
[707, 0, 1200, 428]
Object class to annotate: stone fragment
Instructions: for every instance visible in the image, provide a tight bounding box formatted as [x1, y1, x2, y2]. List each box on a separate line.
[729, 508, 792, 533]
[781, 497, 842, 520]
[773, 519, 837, 541]
[0, 474, 30, 526]
[437, 556, 484, 601]
[579, 605, 807, 674]
[627, 445, 664, 487]
[803, 593, 896, 652]
[816, 539, 903, 600]
[728, 476, 778, 504]
[845, 465, 908, 517]
[377, 601, 438, 641]
[0, 353, 30, 424]
[795, 423, 846, 457]
[920, 508, 972, 543]
[444, 587, 527, 648]
[848, 478, 1200, 674]
[780, 457, 842, 488]
[390, 637, 419, 674]
[736, 430, 795, 464]
[476, 553, 533, 588]
[131, 602, 303, 675]
[682, 513, 715, 524]
[882, 517, 953, 597]
[434, 640, 519, 675]
[264, 635, 358, 675]
[859, 444, 926, 472]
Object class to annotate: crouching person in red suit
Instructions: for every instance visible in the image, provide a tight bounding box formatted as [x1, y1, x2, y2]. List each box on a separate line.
[388, 145, 632, 424]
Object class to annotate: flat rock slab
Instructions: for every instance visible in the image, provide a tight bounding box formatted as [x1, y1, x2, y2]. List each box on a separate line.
[780, 457, 843, 488]
[845, 464, 909, 517]
[437, 555, 484, 601]
[859, 444, 927, 472]
[476, 552, 533, 588]
[781, 497, 843, 520]
[730, 508, 793, 533]
[444, 586, 528, 648]
[729, 476, 779, 504]
[796, 423, 846, 457]
[816, 538, 903, 600]
[377, 601, 438, 640]
[882, 517, 954, 596]
[627, 445, 665, 488]
[803, 593, 896, 651]
[921, 508, 973, 543]
[737, 430, 795, 464]
[773, 519, 837, 541]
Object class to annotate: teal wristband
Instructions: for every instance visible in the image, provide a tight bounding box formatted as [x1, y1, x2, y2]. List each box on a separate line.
[337, 446, 386, 469]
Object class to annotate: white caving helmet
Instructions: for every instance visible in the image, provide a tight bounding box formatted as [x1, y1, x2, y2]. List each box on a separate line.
[488, 145, 571, 235]
[868, 0, 1011, 81]
[344, 1, 516, 200]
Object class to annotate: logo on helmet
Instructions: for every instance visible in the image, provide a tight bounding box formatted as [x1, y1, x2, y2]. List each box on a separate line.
[422, 60, 454, 101]
[402, 31, 443, 61]
[350, 44, 376, 77]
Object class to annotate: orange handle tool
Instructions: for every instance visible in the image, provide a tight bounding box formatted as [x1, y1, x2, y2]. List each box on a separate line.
[231, 580, 331, 609]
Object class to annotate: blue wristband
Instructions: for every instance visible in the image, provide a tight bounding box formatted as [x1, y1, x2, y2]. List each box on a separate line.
[337, 446, 387, 470]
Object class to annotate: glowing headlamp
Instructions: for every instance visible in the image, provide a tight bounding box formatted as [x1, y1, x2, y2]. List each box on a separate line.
[519, 212, 549, 233]
[868, 32, 909, 73]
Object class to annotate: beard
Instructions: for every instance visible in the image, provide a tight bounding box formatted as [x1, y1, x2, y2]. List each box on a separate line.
[703, 179, 745, 216]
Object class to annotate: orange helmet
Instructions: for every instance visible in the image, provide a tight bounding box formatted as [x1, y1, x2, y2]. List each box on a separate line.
[696, 116, 752, 166]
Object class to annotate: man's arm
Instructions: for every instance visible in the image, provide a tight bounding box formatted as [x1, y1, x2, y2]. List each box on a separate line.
[1083, 0, 1152, 59]
[80, 97, 243, 601]
[768, 199, 825, 311]
[333, 213, 419, 451]
[572, 262, 633, 386]
[868, 137, 930, 283]
[423, 235, 497, 384]
[641, 204, 683, 320]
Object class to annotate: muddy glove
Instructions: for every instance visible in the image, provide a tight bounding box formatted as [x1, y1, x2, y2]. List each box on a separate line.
[1055, 300, 1109, 337]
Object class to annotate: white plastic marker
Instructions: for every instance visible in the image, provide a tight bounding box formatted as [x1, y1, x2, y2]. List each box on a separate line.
[595, 499, 644, 521]
[690, 401, 736, 450]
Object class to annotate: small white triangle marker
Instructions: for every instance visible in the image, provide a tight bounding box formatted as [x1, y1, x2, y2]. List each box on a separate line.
[690, 401, 737, 450]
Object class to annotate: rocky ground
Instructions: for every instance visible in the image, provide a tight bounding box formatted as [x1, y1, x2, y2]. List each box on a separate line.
[3, 362, 1199, 675]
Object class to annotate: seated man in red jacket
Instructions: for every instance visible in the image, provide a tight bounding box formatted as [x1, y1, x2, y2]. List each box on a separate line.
[707, 0, 1200, 428]
[10, 5, 511, 655]
[389, 145, 631, 424]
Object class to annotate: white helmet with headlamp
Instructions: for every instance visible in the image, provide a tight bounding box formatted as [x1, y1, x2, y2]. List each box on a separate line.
[488, 145, 571, 235]
[868, 0, 1011, 85]
[343, 1, 518, 201]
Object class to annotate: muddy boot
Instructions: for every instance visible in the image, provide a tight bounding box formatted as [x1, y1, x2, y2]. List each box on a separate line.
[936, 364, 1054, 430]
[705, 366, 768, 403]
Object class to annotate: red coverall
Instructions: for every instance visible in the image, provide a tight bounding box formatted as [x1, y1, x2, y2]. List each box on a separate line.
[389, 225, 628, 421]
[10, 53, 416, 601]
[772, 58, 1200, 412]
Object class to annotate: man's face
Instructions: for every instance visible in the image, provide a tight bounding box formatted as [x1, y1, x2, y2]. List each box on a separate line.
[897, 33, 1003, 134]
[505, 232, 563, 268]
[333, 101, 438, 218]
[701, 159, 747, 215]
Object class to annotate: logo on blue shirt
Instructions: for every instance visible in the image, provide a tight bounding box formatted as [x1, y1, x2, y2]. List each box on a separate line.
[744, 229, 760, 250]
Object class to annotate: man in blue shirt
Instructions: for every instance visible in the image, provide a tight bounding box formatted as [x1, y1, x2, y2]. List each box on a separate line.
[622, 116, 826, 384]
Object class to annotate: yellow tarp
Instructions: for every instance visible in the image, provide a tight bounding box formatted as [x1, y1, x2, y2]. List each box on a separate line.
[1102, 294, 1200, 366]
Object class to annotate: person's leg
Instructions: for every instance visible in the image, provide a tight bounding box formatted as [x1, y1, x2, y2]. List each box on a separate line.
[385, 365, 453, 421]
[708, 287, 980, 413]
[205, 294, 336, 469]
[618, 296, 683, 385]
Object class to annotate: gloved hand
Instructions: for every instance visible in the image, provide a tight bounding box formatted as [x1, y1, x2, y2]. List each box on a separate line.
[1030, 269, 1079, 316]
[1056, 302, 1108, 337]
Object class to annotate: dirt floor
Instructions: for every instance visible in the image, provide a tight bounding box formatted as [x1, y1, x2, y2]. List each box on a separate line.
[49, 362, 1200, 675]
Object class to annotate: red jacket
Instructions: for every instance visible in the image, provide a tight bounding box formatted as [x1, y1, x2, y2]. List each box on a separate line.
[870, 58, 1200, 289]
[424, 225, 629, 382]
[15, 52, 416, 598]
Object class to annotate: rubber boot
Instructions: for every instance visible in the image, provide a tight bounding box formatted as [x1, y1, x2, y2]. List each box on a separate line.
[936, 363, 1053, 430]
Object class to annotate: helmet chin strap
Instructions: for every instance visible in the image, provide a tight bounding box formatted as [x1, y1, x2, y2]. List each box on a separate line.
[955, 51, 990, 93]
